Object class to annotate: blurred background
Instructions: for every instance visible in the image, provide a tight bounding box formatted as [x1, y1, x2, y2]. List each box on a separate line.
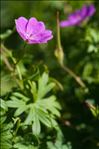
[1, 1, 99, 149]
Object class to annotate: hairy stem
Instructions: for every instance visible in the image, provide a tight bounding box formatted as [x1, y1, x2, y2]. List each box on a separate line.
[1, 43, 23, 80]
[2, 55, 14, 72]
[60, 63, 86, 88]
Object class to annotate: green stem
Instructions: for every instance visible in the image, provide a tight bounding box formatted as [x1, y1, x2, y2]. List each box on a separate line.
[2, 54, 13, 72]
[61, 64, 86, 88]
[12, 58, 22, 80]
[55, 11, 64, 65]
[57, 11, 62, 50]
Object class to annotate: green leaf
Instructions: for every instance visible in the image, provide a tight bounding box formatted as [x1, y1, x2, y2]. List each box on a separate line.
[1, 99, 8, 110]
[24, 106, 35, 125]
[82, 63, 93, 78]
[12, 92, 30, 102]
[37, 72, 55, 99]
[40, 96, 61, 117]
[7, 97, 26, 107]
[13, 143, 38, 149]
[28, 81, 37, 101]
[32, 114, 41, 136]
[88, 45, 98, 53]
[0, 29, 14, 40]
[6, 95, 28, 116]
[14, 105, 28, 116]
[37, 109, 51, 128]
[6, 72, 61, 136]
[0, 73, 16, 96]
[38, 72, 49, 99]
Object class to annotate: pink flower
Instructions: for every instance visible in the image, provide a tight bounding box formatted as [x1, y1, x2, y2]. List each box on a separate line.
[60, 4, 96, 27]
[15, 17, 53, 44]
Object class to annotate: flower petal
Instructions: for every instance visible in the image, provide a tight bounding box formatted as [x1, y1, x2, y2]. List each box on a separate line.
[69, 15, 82, 25]
[60, 20, 72, 27]
[26, 18, 37, 35]
[28, 30, 53, 44]
[38, 30, 53, 43]
[87, 4, 96, 16]
[80, 5, 88, 18]
[15, 17, 28, 33]
[16, 28, 27, 41]
[33, 21, 46, 34]
[26, 18, 45, 36]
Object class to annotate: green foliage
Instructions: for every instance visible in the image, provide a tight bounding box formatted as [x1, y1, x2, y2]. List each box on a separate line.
[82, 28, 99, 84]
[0, 117, 13, 149]
[47, 128, 72, 149]
[13, 144, 37, 149]
[0, 73, 16, 96]
[90, 106, 99, 118]
[86, 100, 99, 119]
[12, 134, 39, 149]
[6, 73, 61, 136]
[0, 29, 14, 40]
[0, 98, 8, 115]
[0, 99, 12, 149]
[82, 62, 99, 84]
[85, 28, 99, 53]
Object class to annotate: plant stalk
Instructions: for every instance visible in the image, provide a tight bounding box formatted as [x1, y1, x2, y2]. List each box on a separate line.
[56, 11, 86, 88]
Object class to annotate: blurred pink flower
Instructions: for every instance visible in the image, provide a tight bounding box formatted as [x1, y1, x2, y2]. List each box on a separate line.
[60, 4, 96, 27]
[15, 17, 53, 44]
